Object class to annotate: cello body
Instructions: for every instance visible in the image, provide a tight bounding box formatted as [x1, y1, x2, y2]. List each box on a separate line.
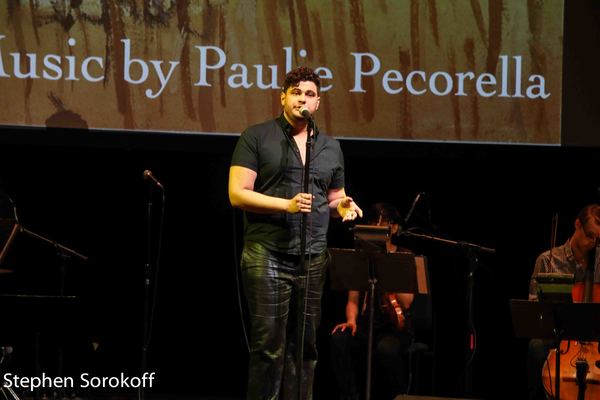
[381, 293, 406, 331]
[542, 341, 600, 399]
[542, 282, 600, 399]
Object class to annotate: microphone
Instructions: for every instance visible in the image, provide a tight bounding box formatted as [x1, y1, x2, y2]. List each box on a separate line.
[300, 107, 313, 121]
[143, 170, 164, 190]
[404, 192, 425, 225]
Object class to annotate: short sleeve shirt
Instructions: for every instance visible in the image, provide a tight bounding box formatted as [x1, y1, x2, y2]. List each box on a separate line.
[528, 240, 600, 300]
[231, 115, 345, 255]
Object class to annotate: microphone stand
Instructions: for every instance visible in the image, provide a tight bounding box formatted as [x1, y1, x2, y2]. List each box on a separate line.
[141, 185, 153, 400]
[403, 192, 424, 226]
[398, 229, 495, 396]
[141, 175, 165, 400]
[297, 118, 313, 400]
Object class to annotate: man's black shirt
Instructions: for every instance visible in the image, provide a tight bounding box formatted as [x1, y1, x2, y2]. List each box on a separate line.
[231, 114, 345, 255]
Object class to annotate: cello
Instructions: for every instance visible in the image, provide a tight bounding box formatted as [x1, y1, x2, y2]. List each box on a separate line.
[381, 293, 406, 331]
[541, 281, 600, 399]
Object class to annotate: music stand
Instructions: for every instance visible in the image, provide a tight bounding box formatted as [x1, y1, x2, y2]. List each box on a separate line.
[329, 239, 418, 400]
[0, 196, 87, 400]
[0, 294, 80, 400]
[536, 273, 574, 303]
[510, 299, 600, 399]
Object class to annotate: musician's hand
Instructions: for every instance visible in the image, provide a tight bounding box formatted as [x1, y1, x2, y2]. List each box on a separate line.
[331, 321, 357, 336]
[337, 197, 363, 222]
[287, 193, 313, 213]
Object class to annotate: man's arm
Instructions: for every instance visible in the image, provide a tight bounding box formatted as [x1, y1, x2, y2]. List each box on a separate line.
[529, 253, 549, 301]
[332, 290, 360, 335]
[228, 165, 311, 214]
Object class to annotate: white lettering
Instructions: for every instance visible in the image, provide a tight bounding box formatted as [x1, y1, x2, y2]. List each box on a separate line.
[429, 71, 453, 96]
[146, 60, 179, 98]
[2, 373, 73, 391]
[254, 64, 278, 90]
[80, 372, 156, 388]
[12, 53, 38, 79]
[406, 71, 427, 95]
[284, 46, 293, 74]
[498, 55, 510, 97]
[314, 66, 333, 92]
[194, 45, 226, 87]
[122, 39, 148, 84]
[42, 54, 63, 80]
[65, 38, 78, 80]
[513, 55, 524, 97]
[81, 56, 104, 82]
[382, 69, 403, 94]
[228, 63, 252, 88]
[350, 52, 380, 92]
[65, 55, 78, 80]
[0, 35, 10, 77]
[455, 72, 475, 96]
[526, 75, 550, 99]
[475, 73, 497, 97]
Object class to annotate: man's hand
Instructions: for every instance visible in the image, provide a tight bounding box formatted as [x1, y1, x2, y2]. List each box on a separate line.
[287, 192, 313, 213]
[331, 321, 357, 336]
[337, 196, 363, 221]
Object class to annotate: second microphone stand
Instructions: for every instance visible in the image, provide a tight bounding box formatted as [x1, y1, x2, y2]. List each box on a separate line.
[140, 171, 165, 400]
[398, 229, 495, 397]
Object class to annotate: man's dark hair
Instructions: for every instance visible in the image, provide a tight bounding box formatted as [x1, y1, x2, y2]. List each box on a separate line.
[577, 204, 600, 227]
[366, 202, 402, 226]
[282, 66, 321, 94]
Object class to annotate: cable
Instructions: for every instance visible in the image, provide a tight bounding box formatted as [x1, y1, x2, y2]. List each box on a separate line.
[231, 207, 250, 352]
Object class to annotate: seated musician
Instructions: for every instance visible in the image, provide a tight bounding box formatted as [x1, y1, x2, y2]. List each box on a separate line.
[527, 203, 600, 400]
[330, 202, 415, 400]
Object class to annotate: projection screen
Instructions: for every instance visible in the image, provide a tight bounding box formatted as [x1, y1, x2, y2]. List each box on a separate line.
[0, 1, 563, 144]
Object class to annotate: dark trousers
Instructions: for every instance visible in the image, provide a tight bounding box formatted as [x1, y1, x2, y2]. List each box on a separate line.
[527, 338, 554, 400]
[330, 326, 411, 400]
[241, 242, 328, 400]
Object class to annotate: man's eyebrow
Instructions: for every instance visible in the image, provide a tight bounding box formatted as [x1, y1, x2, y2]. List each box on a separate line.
[289, 88, 317, 95]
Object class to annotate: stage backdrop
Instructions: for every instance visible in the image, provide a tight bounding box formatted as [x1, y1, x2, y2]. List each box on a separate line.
[0, 1, 563, 144]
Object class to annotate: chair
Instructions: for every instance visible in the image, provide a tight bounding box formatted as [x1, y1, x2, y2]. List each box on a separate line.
[405, 255, 435, 395]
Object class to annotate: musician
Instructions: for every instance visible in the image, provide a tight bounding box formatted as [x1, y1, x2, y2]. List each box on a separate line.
[330, 203, 414, 400]
[526, 204, 600, 400]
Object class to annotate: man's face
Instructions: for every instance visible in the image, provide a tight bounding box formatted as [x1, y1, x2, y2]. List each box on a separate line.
[577, 219, 600, 251]
[281, 81, 320, 124]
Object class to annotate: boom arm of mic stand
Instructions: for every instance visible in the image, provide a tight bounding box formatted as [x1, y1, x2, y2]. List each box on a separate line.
[398, 230, 496, 254]
[19, 226, 88, 261]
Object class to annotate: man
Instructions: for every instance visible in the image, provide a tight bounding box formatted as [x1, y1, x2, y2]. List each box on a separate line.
[527, 204, 600, 400]
[228, 66, 362, 399]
